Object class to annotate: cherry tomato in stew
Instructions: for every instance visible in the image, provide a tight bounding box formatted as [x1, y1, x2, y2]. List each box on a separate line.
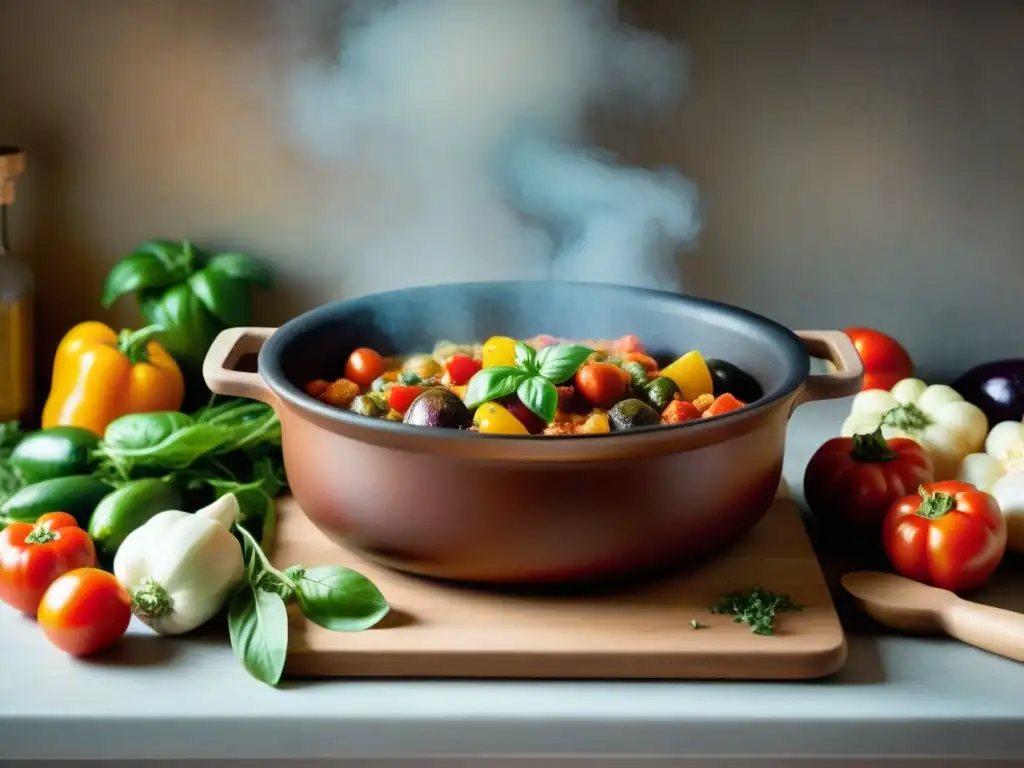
[445, 355, 482, 386]
[344, 348, 386, 387]
[575, 362, 628, 409]
[882, 480, 1006, 592]
[37, 567, 131, 657]
[388, 385, 425, 414]
[0, 512, 97, 615]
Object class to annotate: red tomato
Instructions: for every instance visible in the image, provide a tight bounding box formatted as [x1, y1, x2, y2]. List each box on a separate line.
[882, 480, 1006, 592]
[662, 400, 700, 424]
[701, 393, 746, 418]
[0, 512, 97, 615]
[844, 328, 914, 392]
[344, 348, 385, 387]
[37, 567, 131, 657]
[803, 428, 934, 531]
[575, 362, 628, 409]
[445, 355, 482, 386]
[387, 385, 425, 414]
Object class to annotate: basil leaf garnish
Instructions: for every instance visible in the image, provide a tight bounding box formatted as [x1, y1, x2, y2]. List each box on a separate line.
[294, 565, 390, 632]
[463, 366, 526, 409]
[517, 376, 558, 423]
[514, 341, 538, 374]
[228, 584, 289, 687]
[536, 344, 593, 384]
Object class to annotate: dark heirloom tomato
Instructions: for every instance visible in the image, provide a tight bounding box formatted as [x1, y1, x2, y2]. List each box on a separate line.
[882, 480, 1006, 592]
[804, 428, 934, 531]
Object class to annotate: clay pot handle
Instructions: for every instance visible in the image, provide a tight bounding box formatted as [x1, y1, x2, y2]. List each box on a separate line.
[793, 330, 864, 407]
[202, 327, 277, 404]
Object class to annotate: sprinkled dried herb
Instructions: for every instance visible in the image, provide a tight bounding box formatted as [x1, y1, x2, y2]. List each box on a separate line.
[710, 587, 802, 636]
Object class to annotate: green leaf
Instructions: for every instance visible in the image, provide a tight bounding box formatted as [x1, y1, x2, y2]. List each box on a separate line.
[514, 341, 538, 373]
[187, 267, 253, 327]
[227, 585, 289, 686]
[101, 250, 187, 308]
[206, 252, 274, 289]
[104, 423, 235, 470]
[294, 566, 390, 632]
[139, 282, 224, 371]
[517, 376, 558, 423]
[463, 366, 527, 409]
[103, 412, 195, 451]
[536, 344, 593, 384]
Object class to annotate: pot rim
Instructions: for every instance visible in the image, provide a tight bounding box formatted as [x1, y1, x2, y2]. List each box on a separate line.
[257, 280, 810, 460]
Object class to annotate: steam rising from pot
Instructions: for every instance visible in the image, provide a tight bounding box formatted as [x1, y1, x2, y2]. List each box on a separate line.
[280, 0, 699, 288]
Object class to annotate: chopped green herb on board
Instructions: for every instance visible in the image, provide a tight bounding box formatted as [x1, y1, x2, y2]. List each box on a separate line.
[690, 619, 706, 630]
[710, 587, 802, 636]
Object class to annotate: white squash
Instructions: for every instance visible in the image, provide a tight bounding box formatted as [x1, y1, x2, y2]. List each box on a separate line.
[841, 377, 988, 481]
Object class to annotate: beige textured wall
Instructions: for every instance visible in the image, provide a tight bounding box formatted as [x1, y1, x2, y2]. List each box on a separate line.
[1, 0, 1022, 384]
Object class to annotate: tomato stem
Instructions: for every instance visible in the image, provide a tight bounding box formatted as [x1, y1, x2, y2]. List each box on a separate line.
[850, 427, 897, 462]
[24, 522, 58, 545]
[131, 578, 174, 619]
[880, 403, 932, 432]
[916, 486, 957, 519]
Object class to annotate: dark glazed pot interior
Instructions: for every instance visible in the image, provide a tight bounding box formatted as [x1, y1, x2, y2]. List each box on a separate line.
[260, 281, 809, 439]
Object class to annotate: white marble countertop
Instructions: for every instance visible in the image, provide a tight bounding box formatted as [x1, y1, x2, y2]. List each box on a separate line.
[2, 398, 1024, 765]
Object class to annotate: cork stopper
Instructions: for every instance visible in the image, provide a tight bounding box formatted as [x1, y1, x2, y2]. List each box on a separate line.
[0, 147, 26, 205]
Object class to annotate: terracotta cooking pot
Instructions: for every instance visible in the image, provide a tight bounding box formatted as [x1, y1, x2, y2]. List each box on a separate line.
[203, 281, 862, 584]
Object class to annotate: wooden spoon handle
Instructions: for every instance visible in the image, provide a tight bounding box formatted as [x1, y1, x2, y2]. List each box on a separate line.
[941, 599, 1024, 663]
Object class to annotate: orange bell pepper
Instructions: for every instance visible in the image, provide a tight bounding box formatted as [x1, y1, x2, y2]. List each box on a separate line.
[41, 322, 185, 436]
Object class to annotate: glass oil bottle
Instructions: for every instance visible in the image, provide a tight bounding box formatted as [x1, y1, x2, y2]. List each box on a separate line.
[0, 148, 32, 423]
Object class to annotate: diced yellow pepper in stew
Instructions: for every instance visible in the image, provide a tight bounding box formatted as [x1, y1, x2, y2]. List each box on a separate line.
[660, 350, 714, 402]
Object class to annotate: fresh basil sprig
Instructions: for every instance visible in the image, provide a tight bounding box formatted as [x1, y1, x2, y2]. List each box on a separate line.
[228, 524, 390, 687]
[464, 342, 592, 423]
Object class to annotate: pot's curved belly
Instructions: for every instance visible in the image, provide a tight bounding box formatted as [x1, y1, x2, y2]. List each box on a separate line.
[279, 406, 789, 584]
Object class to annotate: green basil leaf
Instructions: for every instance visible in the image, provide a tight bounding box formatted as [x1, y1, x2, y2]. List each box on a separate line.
[188, 267, 253, 328]
[206, 252, 274, 289]
[463, 366, 527, 409]
[514, 341, 538, 373]
[228, 585, 289, 687]
[517, 376, 558, 423]
[139, 283, 224, 371]
[106, 423, 235, 470]
[536, 344, 593, 384]
[101, 249, 187, 308]
[103, 412, 195, 451]
[294, 566, 390, 632]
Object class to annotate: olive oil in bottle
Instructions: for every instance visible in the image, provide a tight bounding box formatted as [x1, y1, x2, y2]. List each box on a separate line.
[0, 148, 32, 423]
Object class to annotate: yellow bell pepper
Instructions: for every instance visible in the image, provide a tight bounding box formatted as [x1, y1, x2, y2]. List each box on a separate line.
[660, 350, 714, 402]
[42, 322, 185, 436]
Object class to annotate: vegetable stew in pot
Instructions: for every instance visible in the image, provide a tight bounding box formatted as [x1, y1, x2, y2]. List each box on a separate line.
[304, 334, 764, 436]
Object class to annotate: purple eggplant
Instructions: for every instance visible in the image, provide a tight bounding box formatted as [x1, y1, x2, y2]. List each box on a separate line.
[952, 360, 1024, 425]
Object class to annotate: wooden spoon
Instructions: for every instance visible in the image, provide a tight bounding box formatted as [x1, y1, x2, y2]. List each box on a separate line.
[841, 571, 1024, 663]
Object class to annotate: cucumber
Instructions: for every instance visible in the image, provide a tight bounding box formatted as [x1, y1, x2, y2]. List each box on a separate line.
[0, 475, 112, 527]
[9, 426, 100, 484]
[88, 478, 182, 556]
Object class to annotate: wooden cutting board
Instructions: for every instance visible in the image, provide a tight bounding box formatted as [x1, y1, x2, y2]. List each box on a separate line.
[272, 487, 847, 680]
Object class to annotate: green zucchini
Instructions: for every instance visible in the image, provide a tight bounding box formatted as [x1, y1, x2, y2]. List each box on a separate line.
[88, 478, 183, 556]
[9, 426, 100, 484]
[0, 475, 112, 527]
